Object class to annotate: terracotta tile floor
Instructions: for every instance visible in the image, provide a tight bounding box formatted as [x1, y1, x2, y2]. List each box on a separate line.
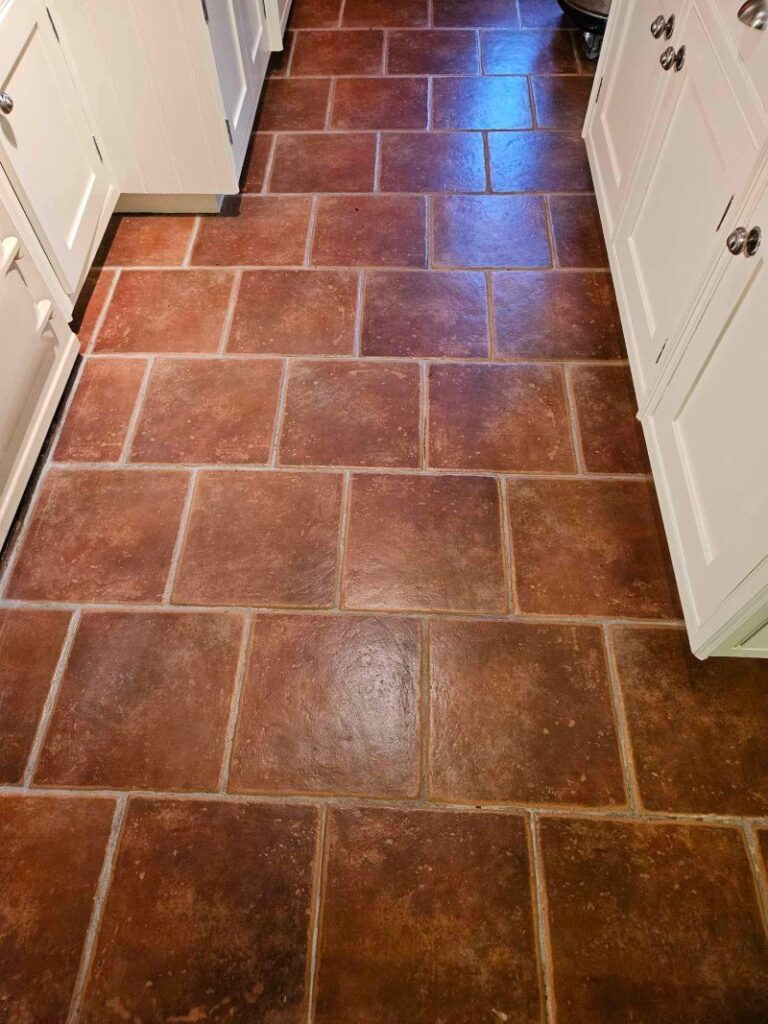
[1, 2, 767, 1020]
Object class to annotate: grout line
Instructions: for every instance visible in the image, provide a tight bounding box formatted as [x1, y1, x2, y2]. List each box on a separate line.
[419, 617, 431, 800]
[353, 271, 365, 356]
[528, 812, 557, 1024]
[218, 270, 243, 354]
[86, 268, 122, 355]
[373, 132, 382, 192]
[482, 129, 492, 192]
[562, 363, 587, 474]
[382, 29, 389, 74]
[543, 194, 559, 267]
[742, 823, 768, 939]
[305, 803, 330, 1024]
[70, 350, 628, 366]
[262, 132, 278, 194]
[303, 194, 320, 267]
[218, 611, 254, 792]
[419, 361, 429, 469]
[484, 270, 496, 358]
[515, 0, 524, 30]
[118, 357, 154, 464]
[95, 254, 604, 272]
[334, 472, 352, 608]
[337, 0, 346, 29]
[269, 359, 291, 466]
[162, 469, 198, 604]
[602, 623, 643, 812]
[426, 75, 433, 130]
[182, 217, 202, 268]
[325, 78, 336, 130]
[498, 476, 520, 613]
[427, 0, 434, 29]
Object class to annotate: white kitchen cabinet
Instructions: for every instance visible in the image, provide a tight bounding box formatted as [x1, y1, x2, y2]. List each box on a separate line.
[264, 0, 294, 51]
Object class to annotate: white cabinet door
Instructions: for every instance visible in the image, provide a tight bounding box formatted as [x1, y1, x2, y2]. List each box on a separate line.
[0, 0, 112, 293]
[264, 0, 293, 51]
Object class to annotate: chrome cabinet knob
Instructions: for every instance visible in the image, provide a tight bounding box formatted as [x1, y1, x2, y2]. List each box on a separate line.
[738, 0, 767, 29]
[746, 226, 762, 256]
[0, 92, 13, 115]
[660, 44, 685, 70]
[651, 14, 675, 38]
[727, 227, 749, 254]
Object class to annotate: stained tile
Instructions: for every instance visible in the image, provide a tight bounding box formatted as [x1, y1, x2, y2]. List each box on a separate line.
[256, 78, 331, 130]
[482, 28, 578, 73]
[80, 800, 317, 1024]
[540, 818, 768, 1024]
[428, 362, 574, 471]
[519, 0, 573, 28]
[95, 270, 234, 353]
[433, 194, 550, 267]
[71, 267, 116, 349]
[494, 270, 624, 359]
[130, 358, 282, 464]
[315, 806, 540, 1024]
[433, 0, 520, 27]
[280, 360, 420, 467]
[362, 270, 488, 357]
[8, 469, 188, 603]
[380, 132, 487, 193]
[343, 473, 506, 612]
[430, 620, 625, 805]
[507, 477, 680, 618]
[229, 269, 357, 355]
[174, 470, 342, 607]
[387, 29, 479, 74]
[269, 133, 376, 192]
[230, 614, 420, 796]
[612, 626, 768, 815]
[432, 75, 532, 129]
[312, 195, 427, 267]
[0, 610, 71, 784]
[192, 196, 312, 266]
[570, 364, 649, 473]
[54, 359, 145, 462]
[332, 77, 428, 129]
[97, 215, 196, 267]
[343, 0, 428, 26]
[0, 795, 114, 1024]
[36, 612, 243, 791]
[242, 132, 273, 192]
[488, 130, 592, 192]
[290, 0, 342, 27]
[550, 194, 608, 267]
[532, 74, 593, 128]
[291, 29, 383, 75]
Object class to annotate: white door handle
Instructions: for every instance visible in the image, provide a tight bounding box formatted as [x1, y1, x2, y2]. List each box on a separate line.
[0, 235, 21, 276]
[35, 299, 54, 336]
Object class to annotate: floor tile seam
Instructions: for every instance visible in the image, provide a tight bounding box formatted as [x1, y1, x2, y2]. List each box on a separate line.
[305, 804, 331, 1024]
[258, 186, 595, 197]
[302, 194, 320, 266]
[182, 217, 202, 267]
[254, 127, 591, 135]
[292, 27, 581, 36]
[324, 77, 336, 130]
[542, 192, 559, 267]
[260, 132, 279, 194]
[352, 270, 365, 355]
[268, 359, 291, 466]
[498, 475, 521, 613]
[333, 471, 353, 608]
[373, 132, 383, 191]
[381, 27, 389, 75]
[418, 617, 432, 800]
[76, 353, 631, 369]
[283, 28, 298, 76]
[419, 360, 429, 469]
[527, 811, 557, 1024]
[562, 362, 587, 473]
[218, 611, 255, 792]
[217, 268, 243, 354]
[337, 0, 346, 30]
[741, 823, 768, 939]
[161, 468, 198, 604]
[117, 356, 155, 464]
[94, 261, 607, 273]
[601, 623, 643, 812]
[484, 269, 497, 358]
[85, 267, 122, 355]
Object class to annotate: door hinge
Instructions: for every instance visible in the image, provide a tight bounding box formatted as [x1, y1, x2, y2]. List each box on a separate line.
[92, 135, 104, 163]
[716, 194, 734, 232]
[46, 6, 60, 42]
[225, 119, 233, 145]
[655, 339, 668, 365]
[201, 0, 209, 22]
[595, 76, 604, 103]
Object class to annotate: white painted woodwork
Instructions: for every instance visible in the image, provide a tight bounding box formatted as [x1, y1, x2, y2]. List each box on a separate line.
[715, 0, 768, 117]
[264, 0, 294, 51]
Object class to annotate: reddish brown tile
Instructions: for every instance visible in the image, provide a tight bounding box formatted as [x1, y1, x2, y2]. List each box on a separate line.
[80, 800, 317, 1024]
[488, 130, 592, 192]
[532, 74, 593, 128]
[130, 358, 282, 464]
[380, 132, 486, 193]
[429, 362, 574, 471]
[519, 0, 574, 28]
[97, 215, 196, 267]
[36, 612, 243, 791]
[8, 469, 188, 603]
[433, 0, 520, 27]
[540, 817, 768, 1024]
[612, 626, 768, 815]
[432, 75, 532, 129]
[433, 194, 550, 267]
[71, 267, 116, 349]
[95, 270, 234, 353]
[332, 77, 428, 129]
[550, 194, 608, 267]
[280, 360, 420, 467]
[362, 270, 488, 357]
[192, 196, 312, 266]
[430, 620, 625, 805]
[229, 269, 357, 354]
[230, 614, 420, 796]
[0, 610, 71, 784]
[343, 0, 428, 25]
[256, 77, 331, 130]
[267, 30, 295, 75]
[316, 806, 540, 1024]
[269, 133, 376, 192]
[290, 0, 342, 27]
[291, 29, 383, 75]
[0, 795, 115, 1024]
[570, 364, 649, 473]
[387, 29, 480, 74]
[312, 195, 427, 267]
[242, 132, 273, 192]
[174, 470, 342, 606]
[343, 473, 506, 612]
[493, 270, 624, 359]
[482, 28, 578, 73]
[507, 477, 680, 618]
[54, 359, 145, 462]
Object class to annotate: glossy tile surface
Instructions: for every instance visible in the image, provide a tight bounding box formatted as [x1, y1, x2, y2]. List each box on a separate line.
[192, 196, 312, 266]
[432, 76, 533, 129]
[332, 77, 429, 128]
[256, 77, 331, 130]
[380, 132, 486, 193]
[549, 193, 609, 267]
[488, 130, 592, 192]
[291, 29, 384, 75]
[433, 194, 550, 267]
[54, 359, 145, 462]
[270, 132, 377, 192]
[570, 363, 650, 473]
[343, 0, 429, 26]
[387, 29, 480, 73]
[481, 29, 578, 73]
[312, 195, 427, 266]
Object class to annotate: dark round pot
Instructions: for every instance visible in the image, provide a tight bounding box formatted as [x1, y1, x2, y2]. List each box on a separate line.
[557, 0, 610, 34]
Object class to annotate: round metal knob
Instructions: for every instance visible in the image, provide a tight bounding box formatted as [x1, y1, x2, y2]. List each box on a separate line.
[746, 226, 762, 256]
[660, 45, 676, 69]
[673, 44, 686, 70]
[727, 227, 748, 255]
[0, 92, 13, 115]
[738, 0, 767, 29]
[651, 14, 675, 38]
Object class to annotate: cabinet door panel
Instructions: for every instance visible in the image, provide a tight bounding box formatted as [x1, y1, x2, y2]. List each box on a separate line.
[264, 0, 293, 51]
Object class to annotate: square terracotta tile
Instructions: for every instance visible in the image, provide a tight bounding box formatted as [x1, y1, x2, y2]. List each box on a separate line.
[7, 469, 189, 603]
[343, 473, 506, 612]
[290, 0, 342, 27]
[433, 195, 550, 267]
[229, 269, 357, 355]
[380, 132, 487, 193]
[36, 611, 243, 791]
[97, 215, 196, 267]
[0, 610, 71, 784]
[80, 799, 318, 1024]
[481, 29, 578, 73]
[433, 0, 520, 26]
[54, 359, 145, 462]
[570, 364, 649, 473]
[332, 77, 428, 129]
[519, 0, 574, 28]
[280, 360, 420, 467]
[269, 133, 376, 192]
[506, 477, 680, 618]
[362, 270, 488, 357]
[611, 625, 768, 815]
[95, 270, 234, 353]
[230, 614, 420, 796]
[315, 806, 540, 1024]
[540, 818, 768, 1024]
[387, 29, 480, 74]
[428, 362, 574, 471]
[343, 0, 428, 25]
[0, 795, 115, 1024]
[71, 267, 116, 349]
[432, 76, 532, 130]
[192, 196, 312, 266]
[291, 29, 383, 75]
[549, 194, 609, 267]
[173, 470, 342, 607]
[430, 620, 625, 805]
[488, 131, 592, 192]
[241, 132, 273, 192]
[532, 74, 593, 128]
[312, 195, 427, 267]
[256, 78, 331, 130]
[130, 358, 282, 464]
[493, 270, 624, 359]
